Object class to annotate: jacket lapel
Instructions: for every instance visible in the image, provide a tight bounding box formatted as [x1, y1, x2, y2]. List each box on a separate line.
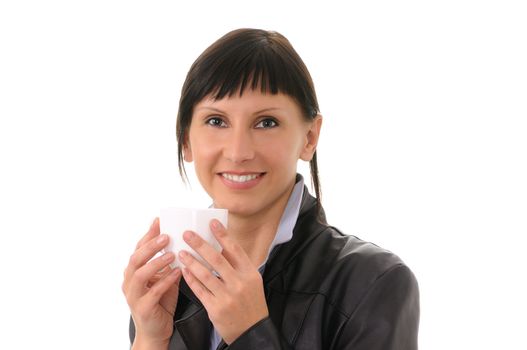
[263, 186, 327, 284]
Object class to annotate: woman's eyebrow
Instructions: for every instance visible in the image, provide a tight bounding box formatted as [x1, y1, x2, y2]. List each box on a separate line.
[252, 108, 281, 115]
[195, 106, 225, 113]
[195, 107, 282, 115]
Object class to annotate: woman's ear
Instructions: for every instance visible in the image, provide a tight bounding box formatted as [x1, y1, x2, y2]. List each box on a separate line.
[300, 115, 323, 161]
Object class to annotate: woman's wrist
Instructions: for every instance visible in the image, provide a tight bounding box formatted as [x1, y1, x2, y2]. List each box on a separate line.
[131, 334, 169, 350]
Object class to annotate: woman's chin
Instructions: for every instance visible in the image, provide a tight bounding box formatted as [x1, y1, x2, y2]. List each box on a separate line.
[213, 200, 260, 218]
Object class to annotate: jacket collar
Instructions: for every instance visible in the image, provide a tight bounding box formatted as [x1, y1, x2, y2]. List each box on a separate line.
[263, 186, 328, 284]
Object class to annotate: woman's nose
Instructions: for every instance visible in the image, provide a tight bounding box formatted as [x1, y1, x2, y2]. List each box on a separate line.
[223, 128, 255, 163]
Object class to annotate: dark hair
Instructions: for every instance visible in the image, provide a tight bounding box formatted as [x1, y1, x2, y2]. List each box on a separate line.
[176, 28, 322, 206]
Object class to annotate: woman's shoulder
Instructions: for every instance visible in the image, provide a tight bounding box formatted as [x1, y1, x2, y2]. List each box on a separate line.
[278, 195, 418, 313]
[286, 223, 417, 313]
[321, 226, 417, 310]
[324, 226, 407, 276]
[294, 221, 410, 278]
[296, 194, 411, 280]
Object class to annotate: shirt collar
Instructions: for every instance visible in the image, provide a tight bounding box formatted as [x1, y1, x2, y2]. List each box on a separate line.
[258, 174, 304, 270]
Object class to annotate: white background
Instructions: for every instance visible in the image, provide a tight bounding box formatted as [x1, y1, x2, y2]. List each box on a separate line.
[1, 1, 526, 349]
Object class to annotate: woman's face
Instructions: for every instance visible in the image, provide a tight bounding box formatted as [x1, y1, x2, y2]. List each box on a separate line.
[184, 88, 321, 218]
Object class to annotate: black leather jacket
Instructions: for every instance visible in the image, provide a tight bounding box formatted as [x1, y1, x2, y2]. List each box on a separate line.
[130, 187, 420, 349]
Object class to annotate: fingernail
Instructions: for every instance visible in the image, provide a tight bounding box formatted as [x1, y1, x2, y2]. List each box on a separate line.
[211, 219, 220, 229]
[183, 231, 194, 241]
[182, 268, 190, 278]
[156, 235, 167, 244]
[179, 250, 189, 260]
[162, 252, 173, 261]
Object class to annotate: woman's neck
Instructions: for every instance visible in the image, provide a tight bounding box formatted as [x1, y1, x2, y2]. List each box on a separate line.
[225, 186, 294, 267]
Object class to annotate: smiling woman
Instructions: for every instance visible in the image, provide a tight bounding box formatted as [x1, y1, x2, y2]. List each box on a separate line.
[122, 28, 419, 350]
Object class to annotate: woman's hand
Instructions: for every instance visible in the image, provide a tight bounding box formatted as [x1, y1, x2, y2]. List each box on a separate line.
[122, 218, 182, 348]
[178, 219, 269, 344]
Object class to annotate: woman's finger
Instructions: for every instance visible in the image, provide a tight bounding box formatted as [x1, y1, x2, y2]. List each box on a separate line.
[209, 219, 253, 271]
[125, 234, 169, 282]
[148, 265, 171, 286]
[135, 217, 160, 251]
[143, 268, 182, 313]
[132, 234, 169, 267]
[181, 267, 214, 307]
[182, 230, 233, 280]
[123, 218, 161, 284]
[126, 251, 175, 302]
[135, 252, 176, 287]
[178, 249, 224, 296]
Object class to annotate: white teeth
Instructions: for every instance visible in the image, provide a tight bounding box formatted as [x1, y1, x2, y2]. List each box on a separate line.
[222, 173, 259, 182]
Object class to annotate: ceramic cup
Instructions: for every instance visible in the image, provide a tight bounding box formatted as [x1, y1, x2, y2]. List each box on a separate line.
[160, 207, 228, 269]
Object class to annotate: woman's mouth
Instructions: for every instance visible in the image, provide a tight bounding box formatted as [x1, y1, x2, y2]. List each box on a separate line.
[219, 172, 265, 189]
[221, 173, 261, 182]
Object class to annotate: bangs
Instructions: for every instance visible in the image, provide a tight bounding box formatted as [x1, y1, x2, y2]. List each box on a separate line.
[183, 30, 317, 117]
[205, 48, 294, 99]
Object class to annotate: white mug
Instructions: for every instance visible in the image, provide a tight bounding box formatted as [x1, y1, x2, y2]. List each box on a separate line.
[160, 207, 228, 269]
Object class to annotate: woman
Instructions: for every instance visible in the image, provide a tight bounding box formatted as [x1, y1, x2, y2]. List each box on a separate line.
[122, 28, 420, 350]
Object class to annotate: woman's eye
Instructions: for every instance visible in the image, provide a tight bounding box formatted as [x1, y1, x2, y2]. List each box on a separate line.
[255, 118, 278, 129]
[206, 117, 227, 128]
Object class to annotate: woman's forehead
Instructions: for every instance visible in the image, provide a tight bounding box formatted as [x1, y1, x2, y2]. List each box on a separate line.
[195, 89, 298, 110]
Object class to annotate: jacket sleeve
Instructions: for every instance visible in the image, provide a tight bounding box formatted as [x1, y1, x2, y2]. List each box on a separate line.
[223, 317, 293, 350]
[335, 264, 420, 350]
